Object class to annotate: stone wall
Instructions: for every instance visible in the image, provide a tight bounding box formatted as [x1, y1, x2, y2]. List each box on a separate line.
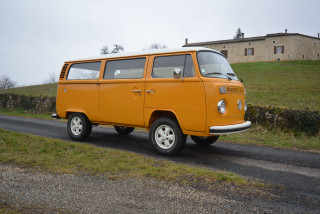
[245, 105, 320, 136]
[0, 93, 56, 114]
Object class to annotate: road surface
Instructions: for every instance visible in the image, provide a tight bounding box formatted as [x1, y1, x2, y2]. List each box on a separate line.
[0, 114, 319, 212]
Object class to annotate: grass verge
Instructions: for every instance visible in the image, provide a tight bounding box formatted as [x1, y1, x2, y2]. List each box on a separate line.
[220, 125, 320, 153]
[0, 128, 247, 186]
[0, 108, 52, 120]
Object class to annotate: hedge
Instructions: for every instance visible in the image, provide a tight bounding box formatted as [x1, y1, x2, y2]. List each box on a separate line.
[245, 105, 320, 136]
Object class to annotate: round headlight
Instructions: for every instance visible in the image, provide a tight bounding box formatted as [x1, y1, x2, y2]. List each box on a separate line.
[217, 100, 226, 114]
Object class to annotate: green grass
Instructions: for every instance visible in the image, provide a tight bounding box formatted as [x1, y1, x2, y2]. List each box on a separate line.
[0, 83, 57, 97]
[220, 125, 320, 153]
[0, 108, 52, 120]
[231, 60, 320, 111]
[0, 128, 247, 185]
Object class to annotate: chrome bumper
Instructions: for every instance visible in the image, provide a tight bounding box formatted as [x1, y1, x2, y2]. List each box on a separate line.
[210, 121, 251, 135]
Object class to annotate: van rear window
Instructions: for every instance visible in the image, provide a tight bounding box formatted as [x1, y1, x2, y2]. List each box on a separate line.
[104, 58, 146, 79]
[67, 62, 101, 80]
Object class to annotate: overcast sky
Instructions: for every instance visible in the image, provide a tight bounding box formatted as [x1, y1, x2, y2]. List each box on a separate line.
[1, 0, 319, 86]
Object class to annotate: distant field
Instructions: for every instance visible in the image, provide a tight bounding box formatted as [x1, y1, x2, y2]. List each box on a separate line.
[0, 60, 319, 111]
[0, 83, 57, 97]
[231, 60, 320, 111]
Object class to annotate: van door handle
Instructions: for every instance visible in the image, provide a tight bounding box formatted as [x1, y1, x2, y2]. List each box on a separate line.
[146, 90, 155, 93]
[132, 90, 141, 93]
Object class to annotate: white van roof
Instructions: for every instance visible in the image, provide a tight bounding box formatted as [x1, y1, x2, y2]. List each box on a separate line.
[67, 47, 219, 62]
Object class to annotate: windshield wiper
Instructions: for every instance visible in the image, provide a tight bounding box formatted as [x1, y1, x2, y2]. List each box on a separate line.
[226, 72, 236, 77]
[204, 72, 232, 80]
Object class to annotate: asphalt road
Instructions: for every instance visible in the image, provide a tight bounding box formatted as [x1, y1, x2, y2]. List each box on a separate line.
[0, 114, 319, 212]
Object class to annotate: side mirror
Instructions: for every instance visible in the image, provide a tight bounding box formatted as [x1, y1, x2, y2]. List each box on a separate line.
[173, 68, 182, 79]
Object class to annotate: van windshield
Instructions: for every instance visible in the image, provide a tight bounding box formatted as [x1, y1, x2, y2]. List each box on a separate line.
[197, 51, 239, 81]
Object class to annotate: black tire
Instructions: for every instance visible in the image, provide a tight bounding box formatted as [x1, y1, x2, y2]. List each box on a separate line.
[67, 113, 92, 141]
[149, 117, 186, 156]
[114, 126, 135, 135]
[190, 135, 219, 146]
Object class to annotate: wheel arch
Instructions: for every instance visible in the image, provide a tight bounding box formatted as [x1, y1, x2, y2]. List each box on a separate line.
[147, 110, 185, 132]
[66, 110, 89, 120]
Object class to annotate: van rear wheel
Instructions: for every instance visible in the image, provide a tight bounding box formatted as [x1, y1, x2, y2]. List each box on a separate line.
[67, 113, 92, 141]
[150, 118, 186, 156]
[191, 135, 219, 146]
[114, 126, 134, 135]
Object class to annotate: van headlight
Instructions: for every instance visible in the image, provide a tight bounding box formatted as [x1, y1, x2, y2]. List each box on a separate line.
[217, 100, 226, 114]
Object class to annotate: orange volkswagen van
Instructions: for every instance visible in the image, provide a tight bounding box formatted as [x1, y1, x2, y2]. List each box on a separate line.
[53, 47, 251, 156]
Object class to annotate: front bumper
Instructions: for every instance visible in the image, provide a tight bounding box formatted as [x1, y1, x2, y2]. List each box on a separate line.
[210, 121, 251, 135]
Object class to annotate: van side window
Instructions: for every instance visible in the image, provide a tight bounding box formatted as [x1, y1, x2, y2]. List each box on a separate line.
[67, 62, 101, 80]
[152, 54, 195, 78]
[104, 58, 146, 79]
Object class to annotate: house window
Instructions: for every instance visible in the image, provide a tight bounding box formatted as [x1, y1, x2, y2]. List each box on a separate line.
[221, 50, 228, 58]
[244, 48, 254, 56]
[274, 46, 284, 54]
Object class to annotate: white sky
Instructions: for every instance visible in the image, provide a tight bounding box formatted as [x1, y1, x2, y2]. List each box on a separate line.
[1, 0, 320, 86]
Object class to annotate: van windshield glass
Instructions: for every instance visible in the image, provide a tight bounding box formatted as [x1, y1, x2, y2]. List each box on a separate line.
[197, 51, 239, 81]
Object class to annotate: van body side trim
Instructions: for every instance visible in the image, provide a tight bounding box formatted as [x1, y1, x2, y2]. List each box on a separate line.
[210, 121, 251, 135]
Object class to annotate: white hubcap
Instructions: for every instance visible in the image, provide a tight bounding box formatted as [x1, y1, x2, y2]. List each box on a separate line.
[71, 116, 82, 136]
[155, 125, 175, 149]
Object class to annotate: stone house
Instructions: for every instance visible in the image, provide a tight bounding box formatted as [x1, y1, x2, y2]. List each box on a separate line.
[183, 30, 320, 64]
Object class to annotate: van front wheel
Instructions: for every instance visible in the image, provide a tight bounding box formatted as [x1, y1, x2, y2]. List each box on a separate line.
[114, 126, 134, 135]
[67, 113, 92, 141]
[150, 118, 186, 156]
[191, 135, 219, 146]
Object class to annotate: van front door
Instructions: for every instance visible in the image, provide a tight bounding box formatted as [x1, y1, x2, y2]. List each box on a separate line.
[145, 54, 206, 132]
[98, 57, 147, 126]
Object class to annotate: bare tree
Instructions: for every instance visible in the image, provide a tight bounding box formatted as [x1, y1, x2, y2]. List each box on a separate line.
[111, 44, 124, 53]
[101, 45, 110, 55]
[101, 44, 124, 55]
[43, 72, 58, 84]
[147, 43, 167, 50]
[233, 28, 244, 39]
[0, 74, 16, 90]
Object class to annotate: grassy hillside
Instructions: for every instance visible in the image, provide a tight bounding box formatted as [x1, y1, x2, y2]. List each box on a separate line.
[0, 83, 57, 97]
[231, 60, 320, 111]
[0, 60, 319, 111]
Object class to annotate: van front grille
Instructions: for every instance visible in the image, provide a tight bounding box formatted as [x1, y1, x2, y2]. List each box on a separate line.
[59, 64, 68, 79]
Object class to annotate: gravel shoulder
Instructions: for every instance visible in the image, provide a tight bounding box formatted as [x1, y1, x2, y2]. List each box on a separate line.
[0, 164, 276, 213]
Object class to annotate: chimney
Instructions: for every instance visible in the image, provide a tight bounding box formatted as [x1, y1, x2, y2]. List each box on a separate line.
[285, 29, 287, 33]
[185, 38, 188, 45]
[242, 33, 244, 38]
